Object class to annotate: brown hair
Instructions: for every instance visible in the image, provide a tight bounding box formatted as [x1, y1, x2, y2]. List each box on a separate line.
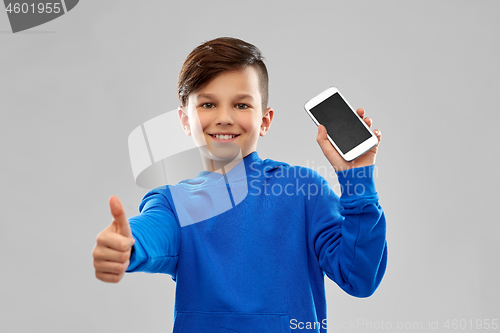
[177, 37, 269, 112]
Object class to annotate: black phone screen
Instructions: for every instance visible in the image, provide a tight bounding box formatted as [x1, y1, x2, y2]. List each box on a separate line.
[310, 92, 372, 154]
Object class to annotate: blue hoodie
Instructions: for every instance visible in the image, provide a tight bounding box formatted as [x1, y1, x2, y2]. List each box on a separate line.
[126, 151, 387, 333]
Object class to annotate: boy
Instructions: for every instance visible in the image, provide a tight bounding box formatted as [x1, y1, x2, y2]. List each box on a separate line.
[92, 37, 387, 333]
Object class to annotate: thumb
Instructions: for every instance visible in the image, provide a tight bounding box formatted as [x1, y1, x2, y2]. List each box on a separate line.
[316, 124, 329, 149]
[109, 195, 133, 238]
[317, 124, 323, 136]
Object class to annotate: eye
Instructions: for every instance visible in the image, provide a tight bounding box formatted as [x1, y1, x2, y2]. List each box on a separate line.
[236, 103, 249, 110]
[201, 103, 215, 109]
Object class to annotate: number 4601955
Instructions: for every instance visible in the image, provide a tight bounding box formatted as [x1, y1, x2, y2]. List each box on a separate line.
[444, 319, 498, 330]
[5, 3, 62, 14]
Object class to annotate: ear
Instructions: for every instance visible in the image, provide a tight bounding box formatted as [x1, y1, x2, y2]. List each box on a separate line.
[260, 107, 274, 136]
[178, 106, 191, 136]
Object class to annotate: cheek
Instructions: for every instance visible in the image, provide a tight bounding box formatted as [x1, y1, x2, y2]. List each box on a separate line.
[189, 113, 207, 132]
[239, 114, 259, 131]
[191, 117, 212, 147]
[250, 117, 263, 133]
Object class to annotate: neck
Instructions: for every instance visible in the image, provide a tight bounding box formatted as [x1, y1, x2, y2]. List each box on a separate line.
[199, 150, 254, 174]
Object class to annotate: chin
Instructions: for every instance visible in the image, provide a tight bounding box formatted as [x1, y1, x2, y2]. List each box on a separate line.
[201, 143, 241, 162]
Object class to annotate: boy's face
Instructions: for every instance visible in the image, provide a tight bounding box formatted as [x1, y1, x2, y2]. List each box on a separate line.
[178, 66, 273, 162]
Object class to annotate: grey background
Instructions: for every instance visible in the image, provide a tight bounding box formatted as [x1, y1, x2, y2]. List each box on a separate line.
[1, 0, 499, 332]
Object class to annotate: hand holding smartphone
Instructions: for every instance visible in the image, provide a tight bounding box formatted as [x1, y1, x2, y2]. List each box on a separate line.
[304, 87, 379, 162]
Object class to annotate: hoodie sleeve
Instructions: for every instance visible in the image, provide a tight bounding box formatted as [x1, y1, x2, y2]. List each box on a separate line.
[309, 164, 387, 297]
[126, 187, 180, 280]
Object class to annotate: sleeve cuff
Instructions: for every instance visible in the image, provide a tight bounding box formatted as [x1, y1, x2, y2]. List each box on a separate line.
[335, 164, 377, 199]
[126, 232, 144, 272]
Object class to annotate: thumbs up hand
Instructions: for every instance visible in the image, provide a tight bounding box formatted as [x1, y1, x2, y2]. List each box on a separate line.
[93, 196, 135, 283]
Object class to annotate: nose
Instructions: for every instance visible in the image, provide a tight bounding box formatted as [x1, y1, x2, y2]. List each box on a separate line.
[214, 105, 234, 126]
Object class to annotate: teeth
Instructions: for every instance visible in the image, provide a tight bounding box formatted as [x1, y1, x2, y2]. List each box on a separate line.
[213, 134, 236, 140]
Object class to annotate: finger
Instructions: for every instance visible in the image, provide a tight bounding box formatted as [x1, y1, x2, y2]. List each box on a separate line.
[109, 196, 133, 238]
[96, 229, 134, 252]
[316, 124, 324, 141]
[356, 108, 365, 119]
[316, 124, 330, 152]
[364, 117, 372, 128]
[95, 271, 124, 284]
[94, 259, 129, 275]
[374, 129, 382, 146]
[93, 244, 132, 262]
[317, 124, 341, 158]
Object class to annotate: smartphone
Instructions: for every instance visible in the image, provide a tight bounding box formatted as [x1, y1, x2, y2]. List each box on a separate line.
[304, 87, 378, 162]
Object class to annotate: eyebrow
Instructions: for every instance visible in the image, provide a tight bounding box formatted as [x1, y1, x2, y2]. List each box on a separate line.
[197, 93, 255, 101]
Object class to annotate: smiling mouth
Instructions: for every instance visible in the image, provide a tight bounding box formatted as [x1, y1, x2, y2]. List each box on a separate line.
[209, 134, 240, 141]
